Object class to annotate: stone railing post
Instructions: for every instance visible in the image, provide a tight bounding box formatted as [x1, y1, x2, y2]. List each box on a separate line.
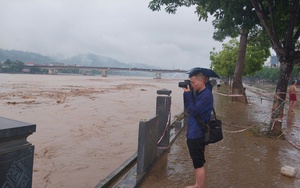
[0, 117, 36, 188]
[156, 89, 171, 149]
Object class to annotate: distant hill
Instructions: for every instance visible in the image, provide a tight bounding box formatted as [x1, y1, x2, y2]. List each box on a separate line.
[0, 49, 55, 64]
[60, 53, 131, 68]
[0, 48, 159, 69]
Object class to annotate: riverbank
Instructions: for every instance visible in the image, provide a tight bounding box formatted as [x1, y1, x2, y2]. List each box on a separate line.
[139, 83, 300, 188]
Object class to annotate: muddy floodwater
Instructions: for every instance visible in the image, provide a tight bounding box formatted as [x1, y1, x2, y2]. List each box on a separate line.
[140, 83, 300, 188]
[0, 73, 184, 188]
[1, 74, 300, 188]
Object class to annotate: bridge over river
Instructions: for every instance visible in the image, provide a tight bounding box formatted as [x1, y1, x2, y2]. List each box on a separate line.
[24, 65, 188, 78]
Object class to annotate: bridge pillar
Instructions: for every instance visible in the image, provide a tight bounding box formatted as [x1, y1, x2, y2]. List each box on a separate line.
[101, 70, 107, 77]
[48, 69, 57, 74]
[155, 72, 161, 79]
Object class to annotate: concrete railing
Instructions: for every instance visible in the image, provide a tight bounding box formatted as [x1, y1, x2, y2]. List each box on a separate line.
[137, 116, 159, 174]
[0, 117, 36, 188]
[96, 89, 185, 188]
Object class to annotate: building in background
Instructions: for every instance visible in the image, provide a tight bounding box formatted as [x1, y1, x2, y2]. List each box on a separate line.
[270, 56, 279, 68]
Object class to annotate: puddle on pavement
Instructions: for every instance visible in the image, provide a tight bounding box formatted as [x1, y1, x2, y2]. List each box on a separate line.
[139, 84, 300, 188]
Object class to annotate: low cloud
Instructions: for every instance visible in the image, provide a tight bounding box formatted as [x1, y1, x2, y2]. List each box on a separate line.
[0, 0, 222, 70]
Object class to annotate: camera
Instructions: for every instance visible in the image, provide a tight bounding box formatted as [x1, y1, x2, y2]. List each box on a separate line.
[178, 79, 191, 89]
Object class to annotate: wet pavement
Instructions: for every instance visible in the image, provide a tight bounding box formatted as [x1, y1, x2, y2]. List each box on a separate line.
[139, 84, 300, 188]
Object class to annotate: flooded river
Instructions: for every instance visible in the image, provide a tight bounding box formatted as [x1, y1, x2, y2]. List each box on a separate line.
[0, 74, 184, 187]
[1, 74, 299, 187]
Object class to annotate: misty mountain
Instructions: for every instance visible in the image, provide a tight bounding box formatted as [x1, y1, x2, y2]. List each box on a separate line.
[60, 54, 161, 69]
[0, 49, 159, 69]
[0, 49, 55, 64]
[60, 54, 131, 68]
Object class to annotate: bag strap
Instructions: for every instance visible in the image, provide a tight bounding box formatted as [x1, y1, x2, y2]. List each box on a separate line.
[212, 107, 218, 120]
[195, 107, 218, 130]
[195, 115, 206, 130]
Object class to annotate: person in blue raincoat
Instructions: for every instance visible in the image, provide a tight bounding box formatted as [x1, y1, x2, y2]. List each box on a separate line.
[182, 71, 213, 188]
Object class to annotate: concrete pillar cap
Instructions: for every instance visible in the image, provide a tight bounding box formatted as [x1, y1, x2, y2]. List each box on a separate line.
[157, 89, 172, 95]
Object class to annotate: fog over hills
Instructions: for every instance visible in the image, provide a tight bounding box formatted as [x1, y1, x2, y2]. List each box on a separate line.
[0, 49, 55, 64]
[0, 49, 159, 69]
[60, 53, 130, 68]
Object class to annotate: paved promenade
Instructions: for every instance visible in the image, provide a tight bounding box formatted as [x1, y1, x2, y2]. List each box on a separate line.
[139, 84, 300, 188]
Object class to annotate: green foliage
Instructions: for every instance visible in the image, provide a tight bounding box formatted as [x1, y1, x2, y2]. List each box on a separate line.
[245, 32, 271, 75]
[291, 66, 300, 79]
[250, 0, 300, 62]
[0, 59, 45, 74]
[197, 0, 261, 41]
[247, 66, 279, 83]
[210, 38, 270, 78]
[148, 0, 194, 14]
[210, 40, 237, 78]
[149, 0, 300, 132]
[0, 59, 25, 73]
[149, 0, 271, 80]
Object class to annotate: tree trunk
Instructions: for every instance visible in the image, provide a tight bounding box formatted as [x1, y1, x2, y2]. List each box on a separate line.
[250, 0, 300, 135]
[232, 32, 248, 103]
[226, 75, 230, 86]
[269, 60, 294, 135]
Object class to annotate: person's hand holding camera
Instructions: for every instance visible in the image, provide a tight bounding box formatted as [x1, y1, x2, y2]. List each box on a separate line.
[183, 85, 191, 92]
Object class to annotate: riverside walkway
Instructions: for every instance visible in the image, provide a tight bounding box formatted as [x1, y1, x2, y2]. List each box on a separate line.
[138, 84, 300, 188]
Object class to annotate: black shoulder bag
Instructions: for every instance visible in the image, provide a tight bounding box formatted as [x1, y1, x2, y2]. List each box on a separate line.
[195, 108, 223, 145]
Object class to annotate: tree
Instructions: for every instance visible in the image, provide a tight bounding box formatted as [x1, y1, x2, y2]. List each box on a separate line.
[149, 0, 270, 103]
[0, 59, 24, 73]
[149, 0, 300, 134]
[210, 38, 270, 84]
[12, 60, 25, 73]
[210, 41, 238, 83]
[250, 0, 300, 135]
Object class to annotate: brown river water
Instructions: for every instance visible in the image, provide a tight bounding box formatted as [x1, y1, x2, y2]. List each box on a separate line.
[1, 74, 300, 188]
[0, 74, 184, 188]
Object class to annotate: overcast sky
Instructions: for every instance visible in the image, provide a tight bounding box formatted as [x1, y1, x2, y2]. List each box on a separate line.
[0, 0, 223, 70]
